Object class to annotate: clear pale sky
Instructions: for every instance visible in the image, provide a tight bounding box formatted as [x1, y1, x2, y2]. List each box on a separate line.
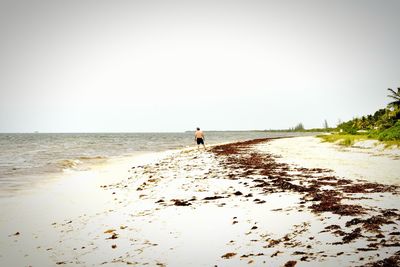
[0, 0, 399, 132]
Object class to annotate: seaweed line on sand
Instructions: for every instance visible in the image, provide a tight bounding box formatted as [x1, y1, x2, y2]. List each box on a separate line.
[210, 138, 400, 265]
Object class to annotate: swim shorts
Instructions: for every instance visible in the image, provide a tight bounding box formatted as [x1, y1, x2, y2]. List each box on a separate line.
[196, 138, 204, 145]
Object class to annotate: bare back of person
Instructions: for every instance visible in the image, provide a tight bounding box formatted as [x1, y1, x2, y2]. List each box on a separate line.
[194, 128, 206, 149]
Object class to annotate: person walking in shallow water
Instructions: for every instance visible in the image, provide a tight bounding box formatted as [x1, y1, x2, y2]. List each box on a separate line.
[195, 127, 206, 150]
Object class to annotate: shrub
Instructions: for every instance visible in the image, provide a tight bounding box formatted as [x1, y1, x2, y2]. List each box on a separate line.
[339, 137, 354, 146]
[338, 121, 358, 134]
[378, 121, 400, 141]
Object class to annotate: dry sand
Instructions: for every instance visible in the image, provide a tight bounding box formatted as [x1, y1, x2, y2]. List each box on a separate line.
[257, 136, 400, 185]
[1, 136, 399, 267]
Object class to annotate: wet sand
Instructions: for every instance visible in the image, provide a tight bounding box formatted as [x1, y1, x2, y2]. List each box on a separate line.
[1, 137, 399, 266]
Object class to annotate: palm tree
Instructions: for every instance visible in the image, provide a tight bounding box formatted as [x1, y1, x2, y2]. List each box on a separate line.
[387, 87, 400, 107]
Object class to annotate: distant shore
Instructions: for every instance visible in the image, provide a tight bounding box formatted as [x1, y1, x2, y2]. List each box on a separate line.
[1, 136, 399, 266]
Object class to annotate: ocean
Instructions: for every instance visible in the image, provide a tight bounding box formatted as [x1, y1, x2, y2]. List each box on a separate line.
[0, 131, 315, 194]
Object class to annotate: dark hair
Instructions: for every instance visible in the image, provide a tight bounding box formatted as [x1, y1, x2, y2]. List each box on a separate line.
[196, 127, 200, 130]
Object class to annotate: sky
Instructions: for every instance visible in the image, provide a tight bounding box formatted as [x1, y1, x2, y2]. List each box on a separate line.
[0, 0, 399, 132]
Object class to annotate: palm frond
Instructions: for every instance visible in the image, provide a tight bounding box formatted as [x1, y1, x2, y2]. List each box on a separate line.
[387, 88, 398, 95]
[387, 88, 400, 101]
[387, 95, 400, 100]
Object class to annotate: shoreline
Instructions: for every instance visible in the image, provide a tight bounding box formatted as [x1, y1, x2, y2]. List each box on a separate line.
[1, 136, 399, 266]
[0, 134, 292, 198]
[0, 136, 290, 198]
[0, 151, 173, 199]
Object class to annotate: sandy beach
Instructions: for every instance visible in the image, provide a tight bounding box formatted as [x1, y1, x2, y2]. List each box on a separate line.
[1, 136, 399, 267]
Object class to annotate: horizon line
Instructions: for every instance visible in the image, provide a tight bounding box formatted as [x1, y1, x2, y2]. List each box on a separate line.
[0, 128, 329, 134]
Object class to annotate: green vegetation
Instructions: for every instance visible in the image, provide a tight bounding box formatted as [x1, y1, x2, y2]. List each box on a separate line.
[317, 133, 369, 147]
[269, 88, 399, 148]
[387, 87, 400, 107]
[376, 120, 400, 141]
[292, 123, 304, 131]
[268, 127, 334, 133]
[319, 87, 400, 147]
[274, 121, 334, 133]
[337, 88, 400, 139]
[318, 132, 400, 147]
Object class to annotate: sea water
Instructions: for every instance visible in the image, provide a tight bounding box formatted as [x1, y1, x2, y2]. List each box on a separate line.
[0, 131, 315, 194]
